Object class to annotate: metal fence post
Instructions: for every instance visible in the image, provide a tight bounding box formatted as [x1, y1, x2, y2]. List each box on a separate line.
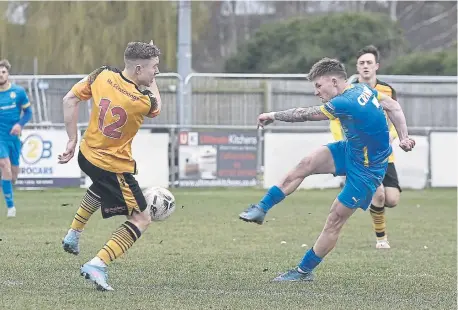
[426, 129, 432, 188]
[170, 126, 177, 188]
[256, 127, 264, 188]
[263, 80, 272, 112]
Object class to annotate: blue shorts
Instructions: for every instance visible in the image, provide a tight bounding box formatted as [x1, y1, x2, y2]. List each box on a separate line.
[327, 141, 387, 211]
[0, 139, 22, 166]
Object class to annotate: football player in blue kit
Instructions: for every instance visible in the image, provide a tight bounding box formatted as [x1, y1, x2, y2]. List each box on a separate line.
[0, 59, 32, 217]
[239, 58, 415, 281]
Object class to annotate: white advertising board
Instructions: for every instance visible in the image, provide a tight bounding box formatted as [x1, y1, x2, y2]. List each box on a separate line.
[131, 132, 170, 188]
[263, 133, 341, 189]
[430, 132, 457, 187]
[17, 129, 82, 188]
[390, 135, 429, 189]
[264, 133, 430, 190]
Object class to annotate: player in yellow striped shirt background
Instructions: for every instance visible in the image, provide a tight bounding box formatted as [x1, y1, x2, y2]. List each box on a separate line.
[329, 45, 401, 249]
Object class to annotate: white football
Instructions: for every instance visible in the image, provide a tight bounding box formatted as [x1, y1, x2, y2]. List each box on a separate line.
[143, 187, 176, 221]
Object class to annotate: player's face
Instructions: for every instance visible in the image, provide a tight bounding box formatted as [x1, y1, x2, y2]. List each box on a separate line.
[0, 66, 9, 86]
[356, 53, 379, 80]
[136, 57, 160, 87]
[313, 75, 339, 102]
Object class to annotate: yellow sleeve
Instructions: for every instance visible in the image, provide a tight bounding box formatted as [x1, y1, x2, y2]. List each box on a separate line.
[71, 67, 109, 101]
[71, 76, 92, 101]
[330, 118, 344, 141]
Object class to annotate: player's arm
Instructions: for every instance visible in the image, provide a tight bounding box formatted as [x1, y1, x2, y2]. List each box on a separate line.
[377, 92, 415, 151]
[62, 90, 83, 143]
[59, 68, 106, 163]
[57, 89, 83, 164]
[258, 106, 328, 127]
[18, 105, 32, 127]
[257, 97, 347, 128]
[62, 68, 103, 141]
[9, 89, 32, 136]
[58, 88, 85, 164]
[377, 92, 408, 141]
[257, 106, 328, 127]
[273, 106, 329, 122]
[17, 89, 32, 127]
[388, 86, 399, 142]
[388, 121, 398, 143]
[143, 78, 162, 118]
[143, 39, 162, 118]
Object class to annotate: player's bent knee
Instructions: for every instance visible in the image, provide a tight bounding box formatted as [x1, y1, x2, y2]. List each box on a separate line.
[279, 157, 311, 189]
[324, 200, 356, 233]
[0, 158, 10, 169]
[0, 158, 12, 178]
[298, 154, 326, 175]
[384, 197, 398, 208]
[323, 210, 346, 234]
[384, 188, 400, 208]
[372, 189, 385, 207]
[290, 156, 313, 179]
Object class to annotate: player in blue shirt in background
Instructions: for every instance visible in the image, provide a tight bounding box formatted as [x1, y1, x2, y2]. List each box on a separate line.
[239, 58, 415, 281]
[0, 59, 32, 218]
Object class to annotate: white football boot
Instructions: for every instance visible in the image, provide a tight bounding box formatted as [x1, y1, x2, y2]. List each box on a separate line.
[7, 207, 16, 218]
[376, 237, 391, 249]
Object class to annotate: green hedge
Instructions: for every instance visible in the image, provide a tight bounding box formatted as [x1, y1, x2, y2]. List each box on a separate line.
[383, 47, 457, 75]
[225, 12, 406, 74]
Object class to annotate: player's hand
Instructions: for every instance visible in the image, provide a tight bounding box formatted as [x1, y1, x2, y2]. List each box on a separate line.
[58, 139, 77, 164]
[10, 124, 22, 136]
[257, 112, 275, 129]
[399, 137, 415, 152]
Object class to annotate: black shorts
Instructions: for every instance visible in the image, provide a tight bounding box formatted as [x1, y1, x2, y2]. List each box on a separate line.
[78, 151, 147, 219]
[382, 162, 402, 192]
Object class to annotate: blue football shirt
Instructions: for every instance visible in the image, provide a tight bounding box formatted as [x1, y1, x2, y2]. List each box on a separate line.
[0, 83, 30, 141]
[320, 83, 392, 166]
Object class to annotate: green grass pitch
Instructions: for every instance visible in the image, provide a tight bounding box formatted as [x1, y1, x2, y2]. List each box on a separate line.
[0, 188, 456, 310]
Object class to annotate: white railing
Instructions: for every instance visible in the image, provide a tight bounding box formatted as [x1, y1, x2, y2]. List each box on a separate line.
[9, 73, 457, 128]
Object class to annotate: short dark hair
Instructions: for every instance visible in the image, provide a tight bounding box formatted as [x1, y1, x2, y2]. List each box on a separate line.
[307, 57, 347, 81]
[356, 45, 380, 63]
[0, 59, 11, 71]
[124, 42, 161, 61]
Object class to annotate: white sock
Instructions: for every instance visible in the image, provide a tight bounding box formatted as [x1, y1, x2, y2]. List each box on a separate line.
[89, 256, 107, 268]
[297, 267, 308, 274]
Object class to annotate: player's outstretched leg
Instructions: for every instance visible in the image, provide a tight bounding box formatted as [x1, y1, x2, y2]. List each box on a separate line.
[273, 199, 355, 282]
[239, 146, 335, 224]
[80, 208, 151, 291]
[62, 188, 101, 255]
[0, 157, 16, 218]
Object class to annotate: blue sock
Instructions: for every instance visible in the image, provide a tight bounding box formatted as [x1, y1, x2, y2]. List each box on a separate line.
[258, 185, 285, 212]
[298, 248, 322, 273]
[2, 180, 14, 208]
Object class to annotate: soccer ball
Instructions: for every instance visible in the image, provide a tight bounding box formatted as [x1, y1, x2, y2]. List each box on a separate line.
[143, 187, 176, 221]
